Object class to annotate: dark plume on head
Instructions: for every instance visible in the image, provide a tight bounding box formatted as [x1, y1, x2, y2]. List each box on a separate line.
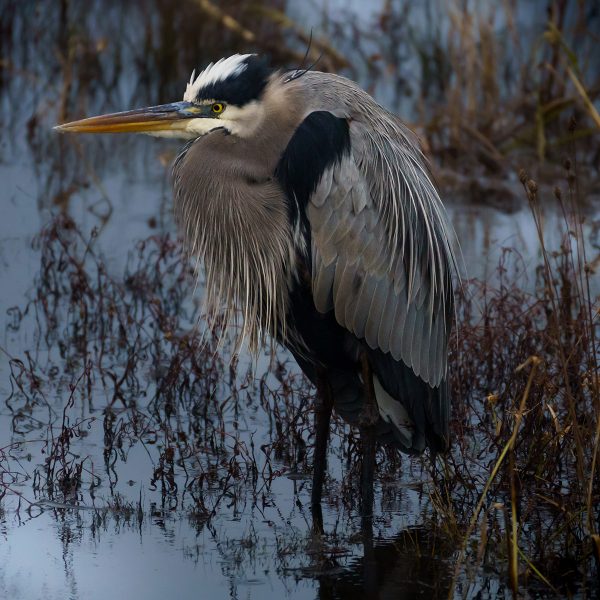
[184, 54, 271, 106]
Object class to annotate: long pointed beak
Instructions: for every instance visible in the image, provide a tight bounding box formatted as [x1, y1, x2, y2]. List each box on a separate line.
[54, 101, 204, 134]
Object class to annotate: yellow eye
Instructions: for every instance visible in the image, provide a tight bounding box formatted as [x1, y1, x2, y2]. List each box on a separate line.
[211, 103, 224, 114]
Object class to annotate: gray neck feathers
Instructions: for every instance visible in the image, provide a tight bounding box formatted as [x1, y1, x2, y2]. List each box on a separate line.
[172, 78, 305, 353]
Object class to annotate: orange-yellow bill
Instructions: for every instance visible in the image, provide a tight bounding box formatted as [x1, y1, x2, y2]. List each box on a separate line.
[54, 101, 204, 134]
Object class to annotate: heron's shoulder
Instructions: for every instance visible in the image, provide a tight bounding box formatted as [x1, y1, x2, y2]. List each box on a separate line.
[282, 70, 365, 98]
[275, 111, 351, 210]
[281, 70, 403, 134]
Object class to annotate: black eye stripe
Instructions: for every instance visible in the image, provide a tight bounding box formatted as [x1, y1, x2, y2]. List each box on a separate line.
[195, 56, 270, 106]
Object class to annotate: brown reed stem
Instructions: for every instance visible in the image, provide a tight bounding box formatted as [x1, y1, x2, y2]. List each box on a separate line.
[449, 355, 540, 599]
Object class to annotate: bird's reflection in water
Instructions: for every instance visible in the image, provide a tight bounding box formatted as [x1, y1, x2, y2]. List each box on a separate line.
[314, 519, 452, 599]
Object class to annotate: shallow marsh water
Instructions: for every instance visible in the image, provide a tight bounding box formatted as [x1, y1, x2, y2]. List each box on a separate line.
[1, 2, 599, 599]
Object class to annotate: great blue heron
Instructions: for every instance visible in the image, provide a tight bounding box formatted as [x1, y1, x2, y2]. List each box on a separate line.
[56, 54, 457, 519]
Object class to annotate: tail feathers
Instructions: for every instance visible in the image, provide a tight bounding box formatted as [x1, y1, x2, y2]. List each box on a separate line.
[325, 368, 431, 454]
[372, 375, 421, 451]
[368, 347, 450, 453]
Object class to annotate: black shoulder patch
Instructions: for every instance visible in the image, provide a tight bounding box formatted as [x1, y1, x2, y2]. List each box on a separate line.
[275, 111, 351, 216]
[195, 55, 270, 106]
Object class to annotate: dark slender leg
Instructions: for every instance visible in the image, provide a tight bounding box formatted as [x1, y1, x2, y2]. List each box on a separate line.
[361, 514, 377, 597]
[311, 369, 333, 533]
[359, 353, 378, 517]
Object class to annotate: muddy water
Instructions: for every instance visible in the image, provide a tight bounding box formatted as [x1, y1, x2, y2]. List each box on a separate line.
[0, 2, 598, 599]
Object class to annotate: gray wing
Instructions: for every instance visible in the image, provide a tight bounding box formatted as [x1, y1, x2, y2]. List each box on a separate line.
[308, 126, 454, 388]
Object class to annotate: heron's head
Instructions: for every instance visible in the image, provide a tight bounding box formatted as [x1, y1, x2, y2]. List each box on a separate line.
[55, 54, 272, 139]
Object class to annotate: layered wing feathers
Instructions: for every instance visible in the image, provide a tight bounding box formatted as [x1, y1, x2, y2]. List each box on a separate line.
[308, 140, 453, 387]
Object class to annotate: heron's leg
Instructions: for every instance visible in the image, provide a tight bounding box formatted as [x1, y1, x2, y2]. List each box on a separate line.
[359, 353, 378, 517]
[361, 514, 377, 596]
[311, 368, 333, 532]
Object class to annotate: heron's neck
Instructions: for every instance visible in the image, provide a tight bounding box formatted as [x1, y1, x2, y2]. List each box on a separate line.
[172, 135, 300, 355]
